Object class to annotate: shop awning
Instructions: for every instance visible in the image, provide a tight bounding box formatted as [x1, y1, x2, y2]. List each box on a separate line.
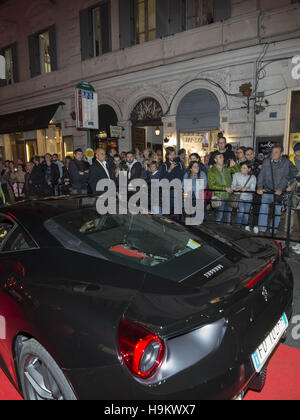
[0, 102, 65, 135]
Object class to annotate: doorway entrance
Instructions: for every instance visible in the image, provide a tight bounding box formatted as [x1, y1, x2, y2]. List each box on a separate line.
[176, 89, 220, 164]
[92, 105, 119, 152]
[131, 98, 163, 154]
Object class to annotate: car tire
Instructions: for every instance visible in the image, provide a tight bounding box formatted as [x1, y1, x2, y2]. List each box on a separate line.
[248, 366, 267, 392]
[18, 338, 77, 401]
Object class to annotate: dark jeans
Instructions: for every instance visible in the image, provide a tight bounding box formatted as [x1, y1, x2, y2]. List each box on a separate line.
[252, 193, 262, 227]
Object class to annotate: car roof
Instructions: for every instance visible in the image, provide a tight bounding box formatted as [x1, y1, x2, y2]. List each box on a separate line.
[1, 196, 98, 220]
[0, 196, 98, 247]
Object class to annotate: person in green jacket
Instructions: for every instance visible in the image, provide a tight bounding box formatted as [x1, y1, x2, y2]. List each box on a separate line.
[208, 152, 240, 223]
[0, 182, 5, 206]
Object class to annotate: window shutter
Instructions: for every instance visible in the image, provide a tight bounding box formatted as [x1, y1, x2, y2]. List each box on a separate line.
[11, 43, 19, 83]
[156, 0, 170, 38]
[119, 0, 134, 49]
[101, 1, 111, 54]
[169, 0, 186, 35]
[28, 34, 41, 77]
[214, 0, 231, 22]
[49, 25, 58, 71]
[80, 8, 94, 60]
[0, 48, 6, 87]
[186, 0, 197, 30]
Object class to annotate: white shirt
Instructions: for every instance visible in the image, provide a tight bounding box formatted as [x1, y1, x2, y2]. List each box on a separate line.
[97, 160, 110, 179]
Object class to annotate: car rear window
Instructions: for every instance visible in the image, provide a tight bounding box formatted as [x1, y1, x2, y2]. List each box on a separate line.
[44, 209, 224, 282]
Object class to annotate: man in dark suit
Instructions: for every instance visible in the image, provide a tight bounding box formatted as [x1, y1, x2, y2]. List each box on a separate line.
[89, 148, 111, 196]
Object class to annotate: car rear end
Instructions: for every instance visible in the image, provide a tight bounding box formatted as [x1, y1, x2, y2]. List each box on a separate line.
[41, 209, 293, 400]
[228, 241, 293, 398]
[114, 237, 293, 400]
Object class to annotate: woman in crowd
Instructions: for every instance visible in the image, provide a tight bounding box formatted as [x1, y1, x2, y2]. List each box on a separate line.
[61, 156, 72, 195]
[183, 161, 208, 221]
[23, 162, 34, 200]
[189, 153, 208, 174]
[142, 159, 150, 180]
[231, 161, 257, 230]
[14, 164, 26, 200]
[143, 148, 152, 164]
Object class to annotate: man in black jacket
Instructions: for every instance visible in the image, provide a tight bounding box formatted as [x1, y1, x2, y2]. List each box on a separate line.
[126, 152, 143, 182]
[69, 149, 90, 195]
[208, 137, 236, 167]
[42, 153, 60, 197]
[89, 148, 111, 196]
[29, 156, 45, 198]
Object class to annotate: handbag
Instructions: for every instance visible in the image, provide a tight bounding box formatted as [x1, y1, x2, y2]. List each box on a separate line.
[211, 195, 222, 208]
[229, 175, 252, 209]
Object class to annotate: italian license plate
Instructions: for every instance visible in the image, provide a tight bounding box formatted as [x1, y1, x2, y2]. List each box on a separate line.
[251, 313, 288, 373]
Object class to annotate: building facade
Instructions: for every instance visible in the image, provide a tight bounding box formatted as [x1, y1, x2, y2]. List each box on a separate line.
[0, 0, 300, 162]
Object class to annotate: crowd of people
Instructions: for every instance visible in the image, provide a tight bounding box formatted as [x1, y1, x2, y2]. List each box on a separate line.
[1, 137, 300, 248]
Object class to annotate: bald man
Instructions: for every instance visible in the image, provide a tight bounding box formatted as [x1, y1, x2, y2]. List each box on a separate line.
[89, 148, 112, 196]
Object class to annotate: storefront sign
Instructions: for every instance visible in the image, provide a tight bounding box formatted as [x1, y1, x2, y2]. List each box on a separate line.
[110, 125, 122, 139]
[181, 134, 208, 146]
[256, 136, 283, 157]
[0, 55, 5, 80]
[75, 82, 99, 130]
[292, 56, 300, 80]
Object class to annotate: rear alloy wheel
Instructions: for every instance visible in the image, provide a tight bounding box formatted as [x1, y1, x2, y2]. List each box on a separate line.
[18, 339, 77, 401]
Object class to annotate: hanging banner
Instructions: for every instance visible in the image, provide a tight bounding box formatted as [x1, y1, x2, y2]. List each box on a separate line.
[75, 82, 99, 130]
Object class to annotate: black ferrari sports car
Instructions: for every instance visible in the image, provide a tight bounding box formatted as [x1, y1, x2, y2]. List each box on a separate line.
[0, 197, 294, 400]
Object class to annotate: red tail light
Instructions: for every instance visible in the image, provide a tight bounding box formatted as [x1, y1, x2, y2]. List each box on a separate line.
[118, 318, 165, 379]
[274, 241, 283, 257]
[246, 263, 274, 289]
